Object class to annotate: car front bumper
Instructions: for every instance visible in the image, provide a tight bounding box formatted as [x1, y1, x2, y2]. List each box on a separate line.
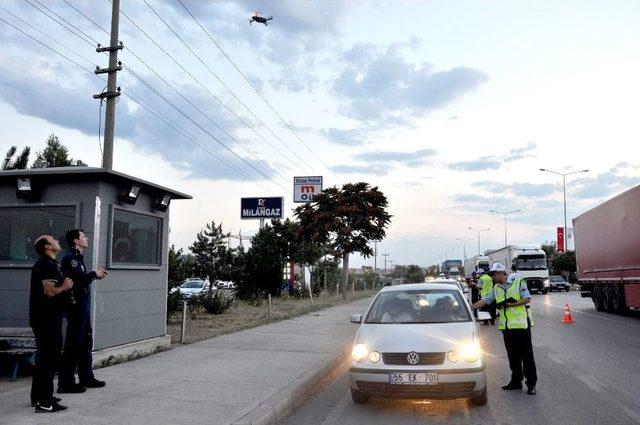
[349, 366, 486, 400]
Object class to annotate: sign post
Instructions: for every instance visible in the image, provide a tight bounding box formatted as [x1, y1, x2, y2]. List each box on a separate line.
[294, 176, 323, 203]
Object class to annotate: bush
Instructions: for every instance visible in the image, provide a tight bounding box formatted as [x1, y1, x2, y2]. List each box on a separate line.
[167, 290, 184, 317]
[199, 290, 233, 315]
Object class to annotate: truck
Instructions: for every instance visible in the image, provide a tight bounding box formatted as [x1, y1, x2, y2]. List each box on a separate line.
[486, 245, 550, 294]
[574, 184, 640, 314]
[464, 255, 491, 280]
[449, 267, 462, 281]
[441, 259, 463, 279]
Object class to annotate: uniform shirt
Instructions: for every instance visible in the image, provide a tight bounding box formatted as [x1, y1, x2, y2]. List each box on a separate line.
[507, 273, 521, 283]
[29, 256, 64, 327]
[61, 247, 97, 311]
[482, 279, 531, 304]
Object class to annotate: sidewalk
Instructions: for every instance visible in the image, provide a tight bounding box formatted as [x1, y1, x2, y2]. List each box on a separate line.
[0, 296, 372, 425]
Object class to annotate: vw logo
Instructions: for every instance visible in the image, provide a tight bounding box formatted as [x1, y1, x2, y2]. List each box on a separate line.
[407, 352, 420, 365]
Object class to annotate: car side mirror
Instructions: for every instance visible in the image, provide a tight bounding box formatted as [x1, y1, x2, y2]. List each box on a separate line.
[350, 314, 363, 324]
[477, 311, 491, 322]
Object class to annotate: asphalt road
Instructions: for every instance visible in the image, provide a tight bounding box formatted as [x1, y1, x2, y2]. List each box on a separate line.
[284, 290, 640, 425]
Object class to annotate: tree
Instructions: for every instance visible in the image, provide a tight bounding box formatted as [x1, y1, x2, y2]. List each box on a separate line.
[295, 182, 391, 300]
[189, 221, 229, 282]
[552, 250, 577, 282]
[32, 134, 86, 168]
[2, 145, 30, 170]
[168, 245, 194, 290]
[406, 265, 426, 283]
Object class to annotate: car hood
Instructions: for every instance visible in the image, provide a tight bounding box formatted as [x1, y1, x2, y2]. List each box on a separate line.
[356, 322, 477, 353]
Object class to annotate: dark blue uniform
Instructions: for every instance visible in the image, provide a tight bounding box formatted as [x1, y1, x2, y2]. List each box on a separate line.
[59, 247, 98, 387]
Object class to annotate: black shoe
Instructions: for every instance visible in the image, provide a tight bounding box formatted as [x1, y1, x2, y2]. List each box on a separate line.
[31, 396, 61, 407]
[35, 401, 67, 413]
[81, 378, 105, 388]
[57, 383, 86, 394]
[501, 382, 523, 390]
[527, 386, 537, 395]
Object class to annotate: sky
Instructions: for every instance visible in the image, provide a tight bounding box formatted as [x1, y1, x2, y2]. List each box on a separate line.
[1, 0, 639, 268]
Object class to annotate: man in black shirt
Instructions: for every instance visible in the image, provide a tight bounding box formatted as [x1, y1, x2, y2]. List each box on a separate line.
[59, 229, 107, 392]
[29, 235, 74, 413]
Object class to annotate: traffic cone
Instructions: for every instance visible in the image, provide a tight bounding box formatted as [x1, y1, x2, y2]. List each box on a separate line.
[562, 304, 575, 323]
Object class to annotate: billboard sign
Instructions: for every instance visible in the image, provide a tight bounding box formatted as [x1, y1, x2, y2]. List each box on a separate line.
[294, 176, 323, 203]
[241, 197, 284, 219]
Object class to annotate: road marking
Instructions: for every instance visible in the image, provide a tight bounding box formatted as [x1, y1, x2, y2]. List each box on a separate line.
[577, 374, 606, 393]
[319, 388, 352, 425]
[617, 402, 640, 424]
[548, 353, 565, 364]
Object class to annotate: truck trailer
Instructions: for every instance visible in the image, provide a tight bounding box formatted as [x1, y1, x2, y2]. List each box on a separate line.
[574, 185, 640, 313]
[486, 245, 550, 293]
[464, 255, 491, 280]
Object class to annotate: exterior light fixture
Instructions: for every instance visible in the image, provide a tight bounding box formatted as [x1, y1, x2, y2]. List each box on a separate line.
[119, 184, 140, 205]
[152, 193, 171, 212]
[16, 178, 34, 200]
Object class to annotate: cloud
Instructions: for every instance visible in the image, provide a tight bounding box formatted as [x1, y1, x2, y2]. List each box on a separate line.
[329, 163, 388, 175]
[332, 44, 488, 124]
[472, 181, 561, 198]
[505, 141, 537, 161]
[319, 127, 369, 146]
[354, 148, 437, 165]
[449, 157, 501, 171]
[570, 170, 640, 200]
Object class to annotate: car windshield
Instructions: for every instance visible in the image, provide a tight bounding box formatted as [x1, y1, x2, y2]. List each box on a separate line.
[365, 289, 471, 324]
[550, 276, 565, 282]
[516, 255, 547, 270]
[181, 280, 205, 289]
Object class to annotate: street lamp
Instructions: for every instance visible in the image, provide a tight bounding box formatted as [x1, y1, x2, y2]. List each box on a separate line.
[468, 227, 490, 256]
[490, 209, 521, 247]
[456, 238, 473, 261]
[539, 168, 589, 251]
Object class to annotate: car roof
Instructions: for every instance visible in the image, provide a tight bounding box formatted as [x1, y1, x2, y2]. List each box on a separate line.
[380, 283, 461, 292]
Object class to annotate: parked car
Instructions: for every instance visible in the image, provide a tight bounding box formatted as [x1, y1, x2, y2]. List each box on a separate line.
[549, 275, 570, 292]
[171, 278, 213, 299]
[348, 283, 489, 405]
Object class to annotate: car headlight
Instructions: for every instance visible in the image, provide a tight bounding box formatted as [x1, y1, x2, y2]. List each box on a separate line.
[460, 341, 481, 362]
[352, 344, 369, 363]
[543, 279, 550, 287]
[369, 351, 381, 363]
[447, 350, 459, 363]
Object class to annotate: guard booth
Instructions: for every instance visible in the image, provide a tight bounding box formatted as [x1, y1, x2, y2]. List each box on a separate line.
[0, 167, 190, 358]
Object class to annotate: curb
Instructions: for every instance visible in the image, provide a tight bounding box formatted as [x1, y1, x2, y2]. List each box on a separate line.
[231, 341, 352, 425]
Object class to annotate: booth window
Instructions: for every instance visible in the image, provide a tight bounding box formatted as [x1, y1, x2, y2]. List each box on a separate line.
[110, 209, 163, 267]
[0, 206, 76, 263]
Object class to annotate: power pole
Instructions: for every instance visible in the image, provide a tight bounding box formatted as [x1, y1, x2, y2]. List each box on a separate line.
[374, 241, 378, 275]
[381, 253, 390, 275]
[93, 0, 123, 170]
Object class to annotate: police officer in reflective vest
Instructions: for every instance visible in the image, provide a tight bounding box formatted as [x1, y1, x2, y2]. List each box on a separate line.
[478, 268, 496, 325]
[472, 262, 537, 395]
[58, 229, 108, 393]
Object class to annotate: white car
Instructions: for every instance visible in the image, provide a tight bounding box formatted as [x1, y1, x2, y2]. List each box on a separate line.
[348, 283, 488, 405]
[171, 278, 213, 299]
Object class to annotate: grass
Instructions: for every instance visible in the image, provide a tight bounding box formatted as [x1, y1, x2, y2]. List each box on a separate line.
[167, 289, 377, 345]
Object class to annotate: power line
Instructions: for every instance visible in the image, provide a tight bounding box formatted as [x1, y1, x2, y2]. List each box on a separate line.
[0, 11, 277, 194]
[17, 2, 287, 191]
[114, 3, 304, 177]
[175, 0, 340, 181]
[146, 0, 316, 173]
[26, 0, 97, 45]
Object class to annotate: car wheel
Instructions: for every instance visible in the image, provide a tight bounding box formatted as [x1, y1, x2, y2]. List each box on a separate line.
[470, 387, 488, 406]
[603, 284, 615, 313]
[350, 388, 369, 404]
[541, 289, 549, 295]
[565, 286, 571, 292]
[610, 283, 627, 314]
[592, 285, 605, 311]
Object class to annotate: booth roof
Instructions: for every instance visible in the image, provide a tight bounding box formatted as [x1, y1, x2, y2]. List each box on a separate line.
[0, 167, 192, 200]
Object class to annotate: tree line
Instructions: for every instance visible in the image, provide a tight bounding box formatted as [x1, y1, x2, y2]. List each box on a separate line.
[169, 182, 391, 301]
[2, 133, 86, 170]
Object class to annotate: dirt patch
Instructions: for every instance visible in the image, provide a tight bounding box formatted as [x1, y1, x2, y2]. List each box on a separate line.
[167, 290, 376, 345]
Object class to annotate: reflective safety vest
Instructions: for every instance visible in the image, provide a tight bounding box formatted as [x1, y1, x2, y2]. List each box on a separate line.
[479, 274, 493, 298]
[494, 278, 534, 330]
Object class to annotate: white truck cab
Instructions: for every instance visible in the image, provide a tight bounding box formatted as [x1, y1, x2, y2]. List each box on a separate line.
[486, 245, 549, 294]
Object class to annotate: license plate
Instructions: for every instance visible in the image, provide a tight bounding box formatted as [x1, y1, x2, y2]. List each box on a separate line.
[389, 372, 438, 385]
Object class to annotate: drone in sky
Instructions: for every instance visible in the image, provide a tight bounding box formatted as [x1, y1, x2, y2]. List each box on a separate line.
[249, 11, 273, 26]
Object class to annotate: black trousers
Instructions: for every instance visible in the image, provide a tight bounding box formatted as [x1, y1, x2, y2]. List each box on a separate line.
[30, 320, 62, 404]
[482, 302, 497, 324]
[470, 286, 480, 318]
[59, 307, 94, 385]
[502, 328, 537, 387]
